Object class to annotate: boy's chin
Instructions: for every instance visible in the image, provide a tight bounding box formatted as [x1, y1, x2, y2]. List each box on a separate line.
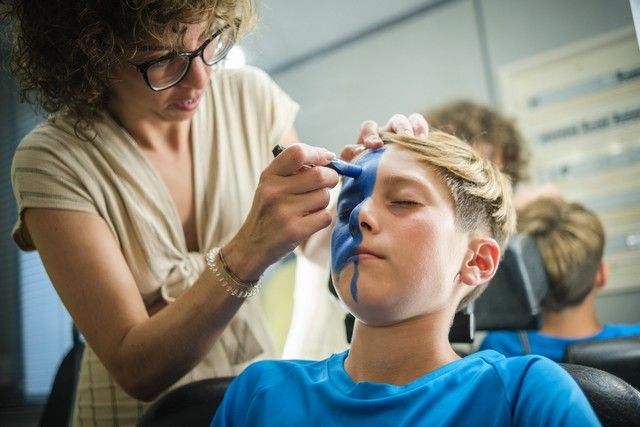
[349, 309, 407, 328]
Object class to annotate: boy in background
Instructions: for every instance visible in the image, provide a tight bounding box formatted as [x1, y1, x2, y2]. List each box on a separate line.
[480, 197, 640, 361]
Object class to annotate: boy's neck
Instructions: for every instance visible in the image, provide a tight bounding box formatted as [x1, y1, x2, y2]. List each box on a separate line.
[344, 313, 460, 385]
[540, 293, 602, 338]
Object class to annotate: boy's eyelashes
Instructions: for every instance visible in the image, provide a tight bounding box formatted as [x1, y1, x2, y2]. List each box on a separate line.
[337, 200, 420, 221]
[390, 200, 420, 206]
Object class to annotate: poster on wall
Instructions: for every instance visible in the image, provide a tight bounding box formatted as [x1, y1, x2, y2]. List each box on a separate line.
[500, 27, 640, 295]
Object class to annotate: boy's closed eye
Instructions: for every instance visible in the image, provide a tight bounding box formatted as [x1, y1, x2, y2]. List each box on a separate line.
[390, 200, 421, 206]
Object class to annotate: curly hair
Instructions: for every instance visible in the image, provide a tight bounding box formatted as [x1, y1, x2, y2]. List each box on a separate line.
[382, 131, 516, 310]
[2, 0, 255, 133]
[425, 100, 529, 187]
[517, 198, 604, 312]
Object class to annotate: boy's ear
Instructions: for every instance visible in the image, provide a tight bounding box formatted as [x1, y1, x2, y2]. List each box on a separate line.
[459, 238, 501, 287]
[593, 261, 608, 290]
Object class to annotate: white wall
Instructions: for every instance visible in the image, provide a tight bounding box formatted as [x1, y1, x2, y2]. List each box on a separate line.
[270, 0, 638, 323]
[275, 0, 489, 153]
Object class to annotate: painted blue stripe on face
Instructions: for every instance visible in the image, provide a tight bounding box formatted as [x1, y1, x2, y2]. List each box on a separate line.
[331, 148, 385, 303]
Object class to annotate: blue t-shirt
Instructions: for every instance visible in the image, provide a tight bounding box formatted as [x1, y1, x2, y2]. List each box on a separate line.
[211, 350, 599, 426]
[480, 323, 640, 362]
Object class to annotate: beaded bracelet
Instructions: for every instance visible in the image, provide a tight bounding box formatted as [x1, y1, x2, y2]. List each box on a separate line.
[204, 247, 261, 298]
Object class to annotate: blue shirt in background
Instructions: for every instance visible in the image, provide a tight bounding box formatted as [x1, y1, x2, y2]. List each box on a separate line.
[480, 323, 640, 362]
[211, 349, 599, 427]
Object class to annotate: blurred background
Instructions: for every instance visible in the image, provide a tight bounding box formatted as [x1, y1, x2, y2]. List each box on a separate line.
[1, 0, 638, 424]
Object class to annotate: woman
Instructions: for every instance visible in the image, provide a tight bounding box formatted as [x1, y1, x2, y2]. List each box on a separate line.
[4, 0, 427, 424]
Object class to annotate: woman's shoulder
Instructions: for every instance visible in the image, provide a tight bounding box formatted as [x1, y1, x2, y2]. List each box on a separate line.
[213, 65, 272, 85]
[13, 114, 125, 179]
[209, 66, 282, 100]
[15, 114, 109, 154]
[14, 118, 81, 168]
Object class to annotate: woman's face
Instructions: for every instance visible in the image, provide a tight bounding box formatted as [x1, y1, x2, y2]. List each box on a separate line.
[331, 144, 471, 326]
[108, 22, 214, 124]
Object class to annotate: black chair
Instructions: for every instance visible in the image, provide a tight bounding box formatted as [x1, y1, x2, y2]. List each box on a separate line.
[560, 363, 640, 427]
[39, 325, 85, 427]
[474, 234, 549, 331]
[562, 336, 640, 391]
[137, 377, 234, 427]
[138, 364, 640, 426]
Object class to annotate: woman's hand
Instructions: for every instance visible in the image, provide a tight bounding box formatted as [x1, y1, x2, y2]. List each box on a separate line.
[340, 113, 429, 161]
[224, 143, 340, 281]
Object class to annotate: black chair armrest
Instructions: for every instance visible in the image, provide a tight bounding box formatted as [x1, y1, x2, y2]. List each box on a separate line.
[560, 363, 640, 427]
[562, 336, 640, 390]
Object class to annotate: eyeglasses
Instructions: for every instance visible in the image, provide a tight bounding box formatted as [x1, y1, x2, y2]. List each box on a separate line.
[129, 26, 234, 91]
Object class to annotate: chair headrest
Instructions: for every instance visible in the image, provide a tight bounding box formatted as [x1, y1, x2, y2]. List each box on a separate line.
[562, 336, 640, 390]
[474, 234, 549, 330]
[560, 363, 640, 427]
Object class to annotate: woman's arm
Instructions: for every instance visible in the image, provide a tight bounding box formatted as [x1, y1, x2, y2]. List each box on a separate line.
[24, 142, 339, 402]
[26, 208, 244, 401]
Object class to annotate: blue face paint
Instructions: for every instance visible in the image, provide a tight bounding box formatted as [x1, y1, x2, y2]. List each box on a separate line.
[331, 148, 385, 302]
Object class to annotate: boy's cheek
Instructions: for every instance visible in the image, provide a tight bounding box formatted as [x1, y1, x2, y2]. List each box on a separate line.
[330, 223, 353, 273]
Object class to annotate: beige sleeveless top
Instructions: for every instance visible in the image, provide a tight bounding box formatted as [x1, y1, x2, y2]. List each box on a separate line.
[11, 66, 298, 425]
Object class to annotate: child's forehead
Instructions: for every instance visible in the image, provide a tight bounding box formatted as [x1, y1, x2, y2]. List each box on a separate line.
[358, 145, 428, 178]
[343, 145, 440, 194]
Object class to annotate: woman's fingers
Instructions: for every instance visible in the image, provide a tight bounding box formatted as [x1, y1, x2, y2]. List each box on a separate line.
[381, 114, 413, 135]
[381, 113, 429, 137]
[269, 143, 334, 177]
[286, 164, 339, 195]
[229, 143, 340, 276]
[356, 120, 384, 149]
[344, 113, 430, 161]
[408, 113, 429, 138]
[340, 144, 365, 162]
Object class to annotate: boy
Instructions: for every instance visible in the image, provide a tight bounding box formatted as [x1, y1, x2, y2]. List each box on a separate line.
[480, 197, 640, 361]
[211, 132, 599, 426]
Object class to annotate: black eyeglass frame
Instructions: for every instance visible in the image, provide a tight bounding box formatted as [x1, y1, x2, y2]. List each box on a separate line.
[129, 26, 233, 91]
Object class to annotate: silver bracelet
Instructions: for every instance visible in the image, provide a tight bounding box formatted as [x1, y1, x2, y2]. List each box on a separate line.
[204, 247, 261, 298]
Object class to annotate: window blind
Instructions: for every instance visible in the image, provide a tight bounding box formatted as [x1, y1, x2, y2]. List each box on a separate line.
[1, 50, 72, 405]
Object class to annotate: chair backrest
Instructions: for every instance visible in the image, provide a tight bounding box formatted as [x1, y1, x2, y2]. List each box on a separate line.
[39, 325, 84, 427]
[137, 377, 234, 427]
[562, 336, 640, 390]
[560, 363, 640, 427]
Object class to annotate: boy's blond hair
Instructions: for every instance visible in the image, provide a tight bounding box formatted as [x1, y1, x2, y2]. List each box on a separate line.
[381, 131, 516, 309]
[517, 198, 605, 312]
